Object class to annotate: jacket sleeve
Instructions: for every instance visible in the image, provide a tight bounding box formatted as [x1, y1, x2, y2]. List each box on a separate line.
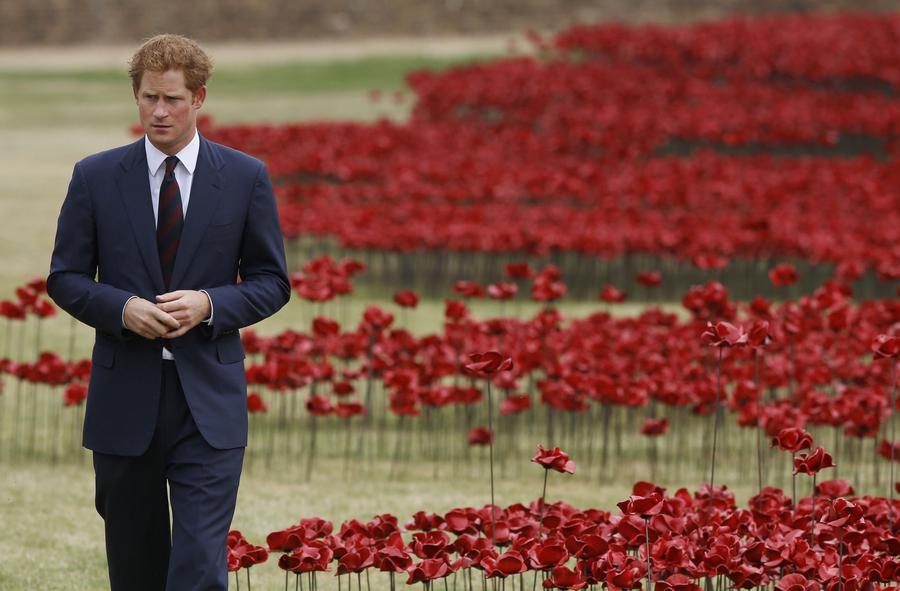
[46, 162, 135, 340]
[204, 161, 291, 338]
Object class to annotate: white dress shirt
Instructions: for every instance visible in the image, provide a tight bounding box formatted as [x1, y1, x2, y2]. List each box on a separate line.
[122, 131, 213, 358]
[146, 131, 199, 224]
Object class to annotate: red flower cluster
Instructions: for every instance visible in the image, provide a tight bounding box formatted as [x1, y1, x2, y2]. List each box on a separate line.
[195, 13, 900, 282]
[0, 278, 55, 321]
[239, 478, 900, 589]
[290, 256, 365, 303]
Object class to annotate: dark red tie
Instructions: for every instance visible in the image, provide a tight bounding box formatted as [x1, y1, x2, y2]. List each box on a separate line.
[157, 156, 183, 290]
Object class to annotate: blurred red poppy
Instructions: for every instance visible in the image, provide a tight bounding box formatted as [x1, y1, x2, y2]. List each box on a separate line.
[63, 383, 88, 406]
[878, 439, 900, 462]
[872, 334, 899, 359]
[247, 392, 267, 413]
[487, 282, 518, 300]
[701, 321, 747, 347]
[640, 417, 669, 436]
[453, 281, 485, 298]
[393, 290, 420, 308]
[465, 351, 513, 375]
[769, 263, 799, 287]
[499, 394, 531, 415]
[598, 285, 627, 303]
[505, 263, 534, 279]
[467, 427, 494, 446]
[636, 271, 662, 288]
[306, 395, 334, 416]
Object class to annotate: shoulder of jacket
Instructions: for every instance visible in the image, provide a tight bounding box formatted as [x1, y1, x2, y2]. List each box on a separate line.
[75, 141, 138, 172]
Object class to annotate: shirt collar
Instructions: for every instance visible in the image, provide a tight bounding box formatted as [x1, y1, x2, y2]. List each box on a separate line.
[145, 130, 200, 177]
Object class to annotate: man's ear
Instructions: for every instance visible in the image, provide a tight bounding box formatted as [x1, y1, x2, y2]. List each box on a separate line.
[192, 86, 207, 109]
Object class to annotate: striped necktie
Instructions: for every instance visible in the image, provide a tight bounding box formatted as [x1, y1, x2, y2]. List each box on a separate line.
[157, 156, 183, 290]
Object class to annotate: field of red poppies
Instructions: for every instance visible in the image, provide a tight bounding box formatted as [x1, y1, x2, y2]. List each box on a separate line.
[197, 12, 900, 301]
[2, 11, 900, 591]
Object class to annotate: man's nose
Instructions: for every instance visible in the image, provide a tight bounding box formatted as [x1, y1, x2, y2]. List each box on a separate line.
[153, 103, 168, 118]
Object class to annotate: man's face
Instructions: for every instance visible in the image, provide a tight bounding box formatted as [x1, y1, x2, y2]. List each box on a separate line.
[134, 69, 206, 156]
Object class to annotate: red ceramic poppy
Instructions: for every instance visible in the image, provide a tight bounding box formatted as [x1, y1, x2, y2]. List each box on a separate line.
[247, 392, 267, 413]
[771, 428, 814, 453]
[598, 285, 627, 303]
[640, 417, 669, 436]
[636, 271, 662, 288]
[793, 447, 836, 475]
[531, 445, 576, 474]
[877, 439, 900, 462]
[393, 290, 420, 308]
[701, 321, 748, 347]
[617, 493, 664, 517]
[465, 351, 513, 375]
[769, 263, 799, 287]
[467, 426, 494, 446]
[872, 334, 899, 359]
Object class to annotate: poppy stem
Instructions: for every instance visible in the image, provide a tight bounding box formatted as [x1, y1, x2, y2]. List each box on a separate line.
[286, 568, 289, 591]
[838, 526, 844, 591]
[791, 452, 797, 507]
[538, 468, 549, 539]
[754, 349, 763, 492]
[708, 347, 724, 513]
[236, 570, 241, 591]
[810, 474, 816, 548]
[643, 516, 652, 591]
[487, 380, 497, 548]
[889, 361, 896, 532]
[247, 567, 252, 591]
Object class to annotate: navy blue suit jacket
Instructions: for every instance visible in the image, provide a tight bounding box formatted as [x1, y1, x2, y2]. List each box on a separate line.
[48, 136, 290, 456]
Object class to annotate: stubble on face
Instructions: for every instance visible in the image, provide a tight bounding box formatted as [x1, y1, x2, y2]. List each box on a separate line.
[134, 69, 206, 156]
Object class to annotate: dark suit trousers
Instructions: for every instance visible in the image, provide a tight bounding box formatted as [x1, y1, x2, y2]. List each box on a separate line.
[93, 360, 244, 591]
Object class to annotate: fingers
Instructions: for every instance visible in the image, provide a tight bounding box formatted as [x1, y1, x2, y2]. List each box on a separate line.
[152, 307, 181, 331]
[155, 299, 183, 313]
[160, 325, 191, 339]
[134, 311, 178, 339]
[122, 292, 207, 341]
[155, 291, 186, 303]
[125, 298, 175, 340]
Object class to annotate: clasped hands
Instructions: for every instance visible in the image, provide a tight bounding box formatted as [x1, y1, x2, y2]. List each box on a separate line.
[124, 290, 210, 340]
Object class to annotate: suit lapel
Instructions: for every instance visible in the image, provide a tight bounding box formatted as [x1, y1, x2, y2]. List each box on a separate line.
[169, 136, 225, 289]
[116, 139, 166, 294]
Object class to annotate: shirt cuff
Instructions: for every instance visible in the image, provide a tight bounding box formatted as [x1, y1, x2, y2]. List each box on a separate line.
[122, 295, 139, 329]
[200, 290, 214, 325]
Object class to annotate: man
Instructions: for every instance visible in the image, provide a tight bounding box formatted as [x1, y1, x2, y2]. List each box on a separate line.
[47, 34, 290, 590]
